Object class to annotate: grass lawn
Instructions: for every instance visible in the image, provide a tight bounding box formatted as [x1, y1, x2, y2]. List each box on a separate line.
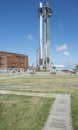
[0, 74, 78, 130]
[0, 94, 54, 130]
[71, 93, 78, 130]
[0, 75, 78, 86]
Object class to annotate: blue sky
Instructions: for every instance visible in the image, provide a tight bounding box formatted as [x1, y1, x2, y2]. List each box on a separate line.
[0, 0, 78, 67]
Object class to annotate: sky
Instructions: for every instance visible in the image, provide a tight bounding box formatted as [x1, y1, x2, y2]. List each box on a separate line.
[0, 0, 78, 67]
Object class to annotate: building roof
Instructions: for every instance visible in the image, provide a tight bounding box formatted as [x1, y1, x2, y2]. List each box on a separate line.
[0, 51, 28, 57]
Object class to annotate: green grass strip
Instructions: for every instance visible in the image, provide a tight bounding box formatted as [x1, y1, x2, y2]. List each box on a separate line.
[0, 94, 54, 130]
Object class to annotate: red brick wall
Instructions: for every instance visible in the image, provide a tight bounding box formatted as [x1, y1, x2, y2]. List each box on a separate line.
[0, 52, 28, 69]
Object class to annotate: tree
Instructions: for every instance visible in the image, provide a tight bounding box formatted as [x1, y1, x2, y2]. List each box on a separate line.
[75, 65, 78, 72]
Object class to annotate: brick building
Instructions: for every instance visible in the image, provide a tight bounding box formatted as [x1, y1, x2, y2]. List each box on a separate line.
[0, 51, 28, 69]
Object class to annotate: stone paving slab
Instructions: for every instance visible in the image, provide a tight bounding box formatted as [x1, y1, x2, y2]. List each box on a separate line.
[42, 94, 73, 130]
[0, 90, 57, 98]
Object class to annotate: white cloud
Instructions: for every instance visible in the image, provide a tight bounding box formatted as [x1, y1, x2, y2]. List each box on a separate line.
[56, 44, 67, 51]
[27, 34, 33, 40]
[63, 51, 70, 56]
[56, 44, 70, 56]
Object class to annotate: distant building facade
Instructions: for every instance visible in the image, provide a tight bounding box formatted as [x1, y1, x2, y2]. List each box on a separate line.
[0, 51, 28, 69]
[51, 64, 64, 72]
